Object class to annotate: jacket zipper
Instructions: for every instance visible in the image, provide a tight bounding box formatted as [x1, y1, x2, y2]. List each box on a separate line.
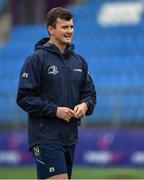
[63, 57, 70, 144]
[64, 62, 68, 106]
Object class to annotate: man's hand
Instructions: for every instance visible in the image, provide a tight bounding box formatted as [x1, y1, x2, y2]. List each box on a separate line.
[73, 102, 88, 118]
[56, 107, 76, 122]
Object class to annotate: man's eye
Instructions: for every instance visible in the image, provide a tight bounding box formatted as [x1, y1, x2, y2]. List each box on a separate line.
[62, 26, 68, 28]
[62, 26, 73, 29]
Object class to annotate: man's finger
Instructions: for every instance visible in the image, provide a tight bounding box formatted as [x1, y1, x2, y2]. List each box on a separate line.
[74, 105, 79, 113]
[64, 116, 70, 122]
[68, 109, 76, 117]
[75, 109, 83, 118]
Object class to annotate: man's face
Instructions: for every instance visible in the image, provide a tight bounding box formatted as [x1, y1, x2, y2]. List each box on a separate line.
[49, 18, 74, 45]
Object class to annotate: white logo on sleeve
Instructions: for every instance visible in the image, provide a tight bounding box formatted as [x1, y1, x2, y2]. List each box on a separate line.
[22, 72, 28, 78]
[48, 65, 59, 75]
[74, 68, 82, 72]
[49, 167, 55, 173]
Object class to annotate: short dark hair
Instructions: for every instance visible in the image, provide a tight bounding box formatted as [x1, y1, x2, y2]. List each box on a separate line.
[46, 7, 73, 28]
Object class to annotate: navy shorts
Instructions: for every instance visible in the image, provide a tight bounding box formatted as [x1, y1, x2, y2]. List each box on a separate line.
[32, 144, 75, 179]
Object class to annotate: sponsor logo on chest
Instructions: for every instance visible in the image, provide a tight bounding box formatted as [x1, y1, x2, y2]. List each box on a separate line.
[74, 68, 82, 72]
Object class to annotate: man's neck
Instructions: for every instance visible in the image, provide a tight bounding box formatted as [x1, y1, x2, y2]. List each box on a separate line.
[48, 39, 66, 54]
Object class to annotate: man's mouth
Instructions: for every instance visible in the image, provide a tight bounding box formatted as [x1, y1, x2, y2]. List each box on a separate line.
[64, 35, 72, 39]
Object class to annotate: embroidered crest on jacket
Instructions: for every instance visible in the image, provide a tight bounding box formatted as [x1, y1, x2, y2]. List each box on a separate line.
[48, 65, 59, 75]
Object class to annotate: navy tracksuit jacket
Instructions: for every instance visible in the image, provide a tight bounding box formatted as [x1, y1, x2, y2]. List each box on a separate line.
[16, 38, 96, 149]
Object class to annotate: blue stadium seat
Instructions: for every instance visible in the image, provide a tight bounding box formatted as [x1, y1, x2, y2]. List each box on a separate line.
[0, 0, 144, 123]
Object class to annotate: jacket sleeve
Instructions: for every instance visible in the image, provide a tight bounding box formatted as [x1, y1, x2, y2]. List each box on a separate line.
[80, 57, 96, 115]
[16, 54, 57, 117]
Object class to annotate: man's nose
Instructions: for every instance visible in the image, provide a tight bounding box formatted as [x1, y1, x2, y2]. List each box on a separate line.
[67, 27, 73, 33]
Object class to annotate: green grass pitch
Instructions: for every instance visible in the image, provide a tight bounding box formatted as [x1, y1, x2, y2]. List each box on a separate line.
[0, 167, 144, 179]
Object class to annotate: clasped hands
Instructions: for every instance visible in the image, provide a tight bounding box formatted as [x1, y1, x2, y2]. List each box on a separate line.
[56, 103, 88, 122]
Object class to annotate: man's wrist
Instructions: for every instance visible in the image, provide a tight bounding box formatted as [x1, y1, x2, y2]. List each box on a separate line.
[81, 102, 88, 112]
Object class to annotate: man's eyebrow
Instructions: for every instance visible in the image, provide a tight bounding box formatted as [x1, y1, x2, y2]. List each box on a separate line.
[61, 24, 74, 27]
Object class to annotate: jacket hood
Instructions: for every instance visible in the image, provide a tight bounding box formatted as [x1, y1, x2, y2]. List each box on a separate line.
[35, 37, 74, 58]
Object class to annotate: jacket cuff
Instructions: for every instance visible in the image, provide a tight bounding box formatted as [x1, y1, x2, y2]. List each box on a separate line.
[50, 105, 58, 117]
[43, 100, 58, 117]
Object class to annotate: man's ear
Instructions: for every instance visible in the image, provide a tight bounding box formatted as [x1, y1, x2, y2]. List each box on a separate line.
[48, 26, 54, 35]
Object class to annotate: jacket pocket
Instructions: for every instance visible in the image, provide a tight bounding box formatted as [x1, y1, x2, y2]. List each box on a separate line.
[40, 117, 61, 140]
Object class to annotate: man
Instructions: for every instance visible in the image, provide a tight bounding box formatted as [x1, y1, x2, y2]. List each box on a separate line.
[17, 7, 96, 179]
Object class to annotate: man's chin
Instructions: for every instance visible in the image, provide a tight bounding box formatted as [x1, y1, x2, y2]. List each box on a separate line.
[61, 39, 72, 45]
[64, 38, 72, 44]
